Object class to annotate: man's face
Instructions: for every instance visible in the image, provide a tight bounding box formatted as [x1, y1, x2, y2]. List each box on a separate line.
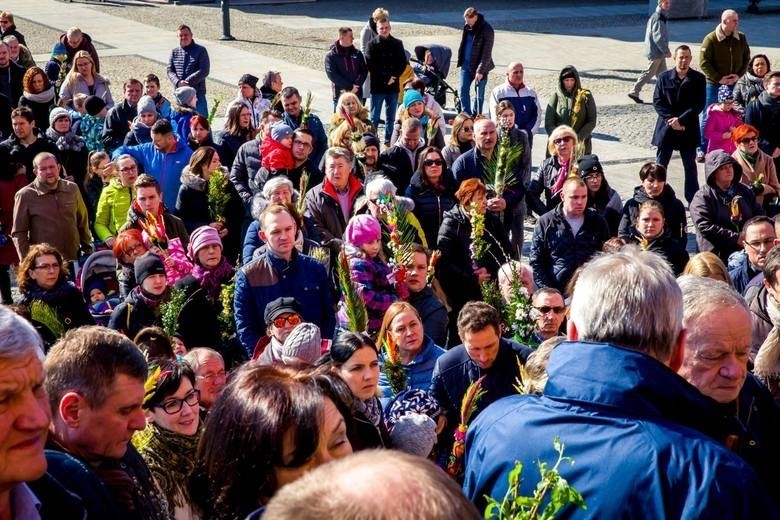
[282, 95, 301, 117]
[136, 186, 161, 214]
[464, 15, 477, 28]
[768, 77, 780, 99]
[562, 184, 588, 217]
[12, 116, 32, 140]
[0, 354, 50, 489]
[292, 134, 313, 162]
[377, 21, 391, 38]
[124, 83, 142, 105]
[144, 81, 159, 98]
[401, 128, 421, 150]
[743, 222, 777, 269]
[177, 28, 193, 47]
[532, 292, 566, 339]
[116, 158, 138, 187]
[193, 355, 226, 409]
[363, 145, 379, 166]
[260, 211, 297, 258]
[34, 157, 59, 188]
[474, 121, 497, 151]
[70, 374, 146, 460]
[679, 306, 750, 404]
[6, 40, 18, 60]
[152, 131, 174, 153]
[721, 13, 738, 34]
[66, 32, 83, 48]
[462, 326, 501, 369]
[325, 156, 352, 191]
[338, 30, 354, 47]
[405, 251, 428, 293]
[507, 64, 524, 88]
[674, 49, 692, 72]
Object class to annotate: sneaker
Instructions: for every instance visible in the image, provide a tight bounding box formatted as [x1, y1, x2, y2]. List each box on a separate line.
[696, 150, 705, 163]
[627, 93, 643, 104]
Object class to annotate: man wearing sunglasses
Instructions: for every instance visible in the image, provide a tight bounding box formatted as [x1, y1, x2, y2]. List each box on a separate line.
[531, 288, 566, 343]
[253, 297, 304, 363]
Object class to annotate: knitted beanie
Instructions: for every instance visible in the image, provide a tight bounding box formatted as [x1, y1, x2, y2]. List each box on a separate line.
[136, 95, 158, 115]
[134, 253, 166, 285]
[389, 413, 437, 457]
[384, 388, 442, 428]
[187, 225, 222, 261]
[48, 107, 71, 128]
[281, 322, 322, 365]
[362, 132, 380, 150]
[403, 89, 425, 109]
[239, 73, 259, 89]
[344, 214, 381, 247]
[175, 86, 197, 106]
[85, 95, 106, 117]
[718, 84, 734, 103]
[270, 122, 293, 142]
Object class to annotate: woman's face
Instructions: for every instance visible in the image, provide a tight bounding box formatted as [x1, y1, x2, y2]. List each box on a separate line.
[642, 176, 665, 198]
[553, 135, 574, 158]
[53, 116, 70, 134]
[342, 97, 358, 116]
[197, 244, 222, 269]
[29, 254, 60, 290]
[457, 120, 474, 143]
[737, 132, 759, 154]
[584, 172, 602, 194]
[638, 208, 664, 239]
[191, 123, 209, 143]
[31, 74, 45, 94]
[207, 153, 221, 173]
[466, 191, 487, 214]
[139, 112, 157, 126]
[497, 109, 515, 129]
[336, 346, 379, 401]
[239, 107, 251, 129]
[269, 186, 293, 204]
[146, 378, 199, 436]
[75, 58, 92, 76]
[274, 397, 352, 491]
[142, 273, 167, 296]
[389, 310, 424, 358]
[563, 78, 576, 92]
[423, 152, 444, 184]
[407, 101, 424, 118]
[753, 58, 769, 78]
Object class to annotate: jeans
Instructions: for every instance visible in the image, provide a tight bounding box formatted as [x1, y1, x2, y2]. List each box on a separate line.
[459, 68, 488, 115]
[195, 93, 209, 118]
[699, 82, 722, 151]
[370, 92, 398, 143]
[657, 144, 699, 203]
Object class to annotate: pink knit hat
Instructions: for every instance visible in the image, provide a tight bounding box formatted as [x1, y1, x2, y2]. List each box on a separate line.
[344, 214, 381, 247]
[187, 225, 223, 260]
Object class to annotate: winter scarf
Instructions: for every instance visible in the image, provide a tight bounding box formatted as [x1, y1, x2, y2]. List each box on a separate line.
[739, 149, 758, 167]
[550, 159, 571, 197]
[354, 395, 382, 426]
[133, 285, 165, 309]
[191, 256, 234, 302]
[754, 292, 780, 396]
[22, 279, 75, 305]
[22, 87, 56, 104]
[46, 127, 85, 152]
[132, 422, 200, 510]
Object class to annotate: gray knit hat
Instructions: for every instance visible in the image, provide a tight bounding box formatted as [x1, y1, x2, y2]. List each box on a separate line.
[281, 322, 321, 365]
[136, 95, 158, 116]
[174, 86, 197, 106]
[389, 413, 437, 457]
[48, 107, 71, 128]
[270, 122, 293, 142]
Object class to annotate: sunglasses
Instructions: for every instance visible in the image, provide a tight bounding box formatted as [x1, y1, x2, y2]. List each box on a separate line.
[739, 136, 758, 144]
[461, 126, 474, 132]
[554, 136, 573, 145]
[535, 305, 566, 315]
[272, 314, 302, 328]
[424, 159, 444, 167]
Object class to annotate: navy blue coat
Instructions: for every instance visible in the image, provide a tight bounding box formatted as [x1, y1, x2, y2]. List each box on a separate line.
[405, 169, 458, 247]
[464, 341, 777, 518]
[651, 68, 706, 150]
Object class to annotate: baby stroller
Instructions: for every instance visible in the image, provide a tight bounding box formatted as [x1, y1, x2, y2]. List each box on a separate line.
[412, 44, 462, 120]
[78, 249, 121, 326]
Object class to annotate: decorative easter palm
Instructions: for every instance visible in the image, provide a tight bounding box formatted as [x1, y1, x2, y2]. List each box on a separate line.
[299, 91, 313, 129]
[161, 287, 187, 338]
[30, 301, 64, 338]
[376, 193, 419, 268]
[296, 170, 309, 215]
[337, 249, 368, 333]
[206, 98, 222, 126]
[137, 211, 169, 254]
[483, 133, 523, 200]
[447, 376, 486, 480]
[380, 334, 407, 396]
[207, 169, 231, 223]
[218, 278, 236, 341]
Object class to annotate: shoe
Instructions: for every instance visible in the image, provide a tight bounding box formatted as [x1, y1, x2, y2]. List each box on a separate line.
[627, 93, 643, 104]
[696, 151, 705, 163]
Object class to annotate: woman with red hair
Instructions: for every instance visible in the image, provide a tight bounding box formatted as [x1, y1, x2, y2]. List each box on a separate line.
[732, 124, 779, 208]
[112, 228, 148, 297]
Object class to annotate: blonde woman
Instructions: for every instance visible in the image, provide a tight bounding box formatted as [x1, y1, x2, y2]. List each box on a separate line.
[441, 113, 474, 168]
[59, 50, 113, 108]
[331, 91, 373, 134]
[526, 125, 578, 217]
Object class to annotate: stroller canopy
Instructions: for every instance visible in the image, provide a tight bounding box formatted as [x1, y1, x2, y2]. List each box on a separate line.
[414, 44, 452, 78]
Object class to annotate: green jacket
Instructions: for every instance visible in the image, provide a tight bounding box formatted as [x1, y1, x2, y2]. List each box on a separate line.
[94, 178, 134, 242]
[699, 26, 750, 83]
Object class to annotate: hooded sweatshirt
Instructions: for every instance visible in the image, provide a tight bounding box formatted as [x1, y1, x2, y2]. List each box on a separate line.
[544, 66, 597, 148]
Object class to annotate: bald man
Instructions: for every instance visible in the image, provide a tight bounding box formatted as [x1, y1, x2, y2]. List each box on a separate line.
[488, 61, 542, 140]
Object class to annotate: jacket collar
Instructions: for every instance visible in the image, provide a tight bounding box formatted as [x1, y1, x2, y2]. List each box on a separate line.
[715, 24, 740, 42]
[322, 175, 362, 202]
[32, 178, 63, 194]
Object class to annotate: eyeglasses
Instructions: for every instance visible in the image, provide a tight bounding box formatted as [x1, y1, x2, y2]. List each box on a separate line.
[534, 305, 566, 315]
[739, 136, 759, 144]
[554, 137, 573, 145]
[196, 370, 226, 383]
[33, 263, 60, 271]
[124, 244, 144, 256]
[424, 159, 444, 167]
[272, 314, 302, 328]
[745, 238, 776, 250]
[156, 389, 200, 414]
[119, 166, 137, 173]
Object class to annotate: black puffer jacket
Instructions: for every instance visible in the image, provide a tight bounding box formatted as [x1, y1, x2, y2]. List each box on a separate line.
[102, 100, 137, 153]
[456, 13, 495, 77]
[229, 137, 261, 209]
[526, 154, 569, 217]
[628, 230, 689, 275]
[324, 40, 368, 99]
[405, 169, 458, 247]
[618, 184, 688, 246]
[108, 287, 164, 340]
[530, 204, 610, 291]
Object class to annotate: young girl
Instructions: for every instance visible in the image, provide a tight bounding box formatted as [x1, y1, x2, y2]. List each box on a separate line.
[704, 85, 743, 154]
[260, 122, 295, 171]
[631, 200, 689, 275]
[141, 229, 193, 286]
[338, 214, 406, 335]
[84, 151, 113, 229]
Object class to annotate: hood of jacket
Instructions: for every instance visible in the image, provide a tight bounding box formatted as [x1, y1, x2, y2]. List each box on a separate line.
[632, 183, 680, 205]
[180, 166, 207, 191]
[557, 65, 582, 96]
[757, 89, 780, 107]
[705, 150, 742, 186]
[59, 32, 94, 49]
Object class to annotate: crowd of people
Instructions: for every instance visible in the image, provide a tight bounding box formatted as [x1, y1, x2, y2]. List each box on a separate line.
[0, 2, 779, 519]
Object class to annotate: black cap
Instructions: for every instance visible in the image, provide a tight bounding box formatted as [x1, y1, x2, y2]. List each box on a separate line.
[578, 154, 603, 179]
[134, 253, 166, 285]
[85, 95, 107, 117]
[264, 297, 302, 324]
[362, 132, 380, 150]
[239, 73, 259, 89]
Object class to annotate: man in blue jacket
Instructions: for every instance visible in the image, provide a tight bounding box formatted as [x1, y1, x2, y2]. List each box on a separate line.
[167, 24, 210, 117]
[464, 248, 775, 517]
[112, 119, 192, 210]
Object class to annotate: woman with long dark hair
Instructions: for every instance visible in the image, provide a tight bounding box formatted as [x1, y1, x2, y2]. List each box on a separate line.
[217, 102, 256, 167]
[578, 154, 622, 235]
[406, 146, 457, 247]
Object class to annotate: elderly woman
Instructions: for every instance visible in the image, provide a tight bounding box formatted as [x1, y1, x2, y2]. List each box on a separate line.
[46, 107, 88, 190]
[58, 50, 113, 108]
[437, 178, 511, 332]
[627, 200, 689, 275]
[331, 91, 373, 134]
[17, 243, 94, 347]
[731, 124, 780, 209]
[360, 175, 427, 248]
[18, 67, 56, 131]
[618, 162, 688, 246]
[441, 113, 474, 168]
[376, 301, 446, 399]
[133, 360, 201, 520]
[526, 125, 578, 218]
[189, 364, 353, 519]
[183, 347, 227, 412]
[405, 146, 458, 247]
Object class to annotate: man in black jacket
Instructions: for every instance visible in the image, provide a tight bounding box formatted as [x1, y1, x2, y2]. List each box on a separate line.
[0, 41, 23, 108]
[325, 27, 368, 109]
[365, 17, 407, 142]
[406, 244, 448, 347]
[378, 117, 423, 194]
[102, 78, 142, 153]
[457, 7, 494, 116]
[0, 107, 59, 180]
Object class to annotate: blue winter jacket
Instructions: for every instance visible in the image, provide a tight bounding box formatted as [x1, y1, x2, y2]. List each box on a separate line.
[113, 138, 193, 210]
[378, 335, 446, 399]
[234, 248, 335, 355]
[464, 341, 777, 518]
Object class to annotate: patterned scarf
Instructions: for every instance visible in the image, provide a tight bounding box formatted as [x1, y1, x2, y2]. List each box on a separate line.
[550, 158, 571, 198]
[354, 395, 382, 426]
[46, 127, 86, 152]
[190, 257, 234, 302]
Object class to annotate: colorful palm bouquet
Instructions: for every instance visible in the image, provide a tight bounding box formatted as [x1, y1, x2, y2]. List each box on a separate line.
[138, 211, 169, 256]
[483, 133, 523, 201]
[380, 334, 407, 396]
[469, 202, 488, 271]
[730, 195, 743, 231]
[296, 170, 310, 215]
[337, 249, 368, 333]
[447, 376, 486, 480]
